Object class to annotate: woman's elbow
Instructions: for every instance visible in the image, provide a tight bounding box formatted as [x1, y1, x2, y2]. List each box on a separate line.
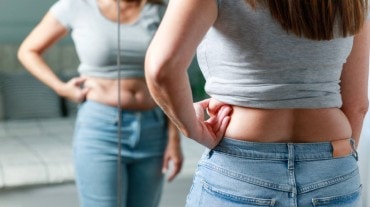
[17, 44, 35, 65]
[17, 45, 27, 63]
[357, 101, 369, 117]
[343, 99, 369, 118]
[145, 57, 164, 86]
[145, 52, 176, 87]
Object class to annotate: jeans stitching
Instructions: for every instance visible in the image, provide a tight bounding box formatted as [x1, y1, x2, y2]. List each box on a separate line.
[298, 168, 359, 194]
[201, 179, 277, 206]
[200, 161, 292, 192]
[214, 147, 287, 160]
[311, 185, 362, 205]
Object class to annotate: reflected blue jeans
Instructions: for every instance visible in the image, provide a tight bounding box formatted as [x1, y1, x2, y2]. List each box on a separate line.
[186, 137, 361, 207]
[73, 101, 168, 207]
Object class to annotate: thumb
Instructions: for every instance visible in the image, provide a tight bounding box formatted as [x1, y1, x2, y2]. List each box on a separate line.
[162, 155, 170, 174]
[73, 77, 87, 87]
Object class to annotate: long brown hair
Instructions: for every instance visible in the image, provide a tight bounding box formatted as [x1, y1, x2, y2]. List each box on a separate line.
[123, 0, 163, 4]
[246, 0, 368, 40]
[147, 0, 164, 4]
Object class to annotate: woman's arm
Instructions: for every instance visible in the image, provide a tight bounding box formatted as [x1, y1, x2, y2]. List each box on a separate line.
[340, 21, 370, 146]
[162, 119, 183, 182]
[145, 0, 231, 148]
[18, 12, 88, 102]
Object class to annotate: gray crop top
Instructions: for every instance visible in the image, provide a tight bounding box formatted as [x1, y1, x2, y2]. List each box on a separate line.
[197, 0, 367, 109]
[50, 0, 165, 79]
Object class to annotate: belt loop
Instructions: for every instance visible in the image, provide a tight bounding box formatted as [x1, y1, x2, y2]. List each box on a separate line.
[153, 107, 164, 122]
[350, 138, 358, 161]
[207, 149, 214, 159]
[287, 144, 294, 170]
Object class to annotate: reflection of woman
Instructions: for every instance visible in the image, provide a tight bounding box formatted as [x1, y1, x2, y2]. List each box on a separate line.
[18, 0, 183, 206]
[146, 0, 369, 206]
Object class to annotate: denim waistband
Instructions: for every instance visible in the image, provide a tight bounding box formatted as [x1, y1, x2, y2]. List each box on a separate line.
[79, 100, 163, 117]
[213, 137, 357, 161]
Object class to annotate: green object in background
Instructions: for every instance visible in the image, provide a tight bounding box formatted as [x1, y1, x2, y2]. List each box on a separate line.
[188, 57, 208, 102]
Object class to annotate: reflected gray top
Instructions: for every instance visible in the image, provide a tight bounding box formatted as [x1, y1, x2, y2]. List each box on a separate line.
[50, 0, 165, 79]
[197, 0, 366, 108]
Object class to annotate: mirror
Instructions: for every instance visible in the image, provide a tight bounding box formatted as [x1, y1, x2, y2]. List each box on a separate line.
[0, 0, 207, 206]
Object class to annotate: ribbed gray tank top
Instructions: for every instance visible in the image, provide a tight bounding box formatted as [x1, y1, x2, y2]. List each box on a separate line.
[50, 0, 165, 79]
[197, 0, 357, 108]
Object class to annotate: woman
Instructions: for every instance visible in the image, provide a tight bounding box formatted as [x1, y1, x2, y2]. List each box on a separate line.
[145, 0, 370, 206]
[17, 0, 183, 206]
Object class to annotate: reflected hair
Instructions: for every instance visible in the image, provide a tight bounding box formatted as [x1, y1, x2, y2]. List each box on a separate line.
[147, 0, 164, 4]
[123, 0, 164, 4]
[245, 0, 368, 40]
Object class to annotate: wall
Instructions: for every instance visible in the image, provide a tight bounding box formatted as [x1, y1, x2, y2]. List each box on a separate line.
[0, 0, 206, 120]
[0, 0, 79, 71]
[0, 1, 81, 120]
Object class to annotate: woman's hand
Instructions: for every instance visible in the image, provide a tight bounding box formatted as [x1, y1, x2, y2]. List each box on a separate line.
[57, 77, 89, 103]
[162, 119, 184, 182]
[192, 98, 232, 149]
[162, 138, 183, 182]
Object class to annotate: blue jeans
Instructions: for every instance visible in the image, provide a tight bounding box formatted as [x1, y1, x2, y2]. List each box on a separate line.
[73, 101, 168, 207]
[186, 137, 361, 207]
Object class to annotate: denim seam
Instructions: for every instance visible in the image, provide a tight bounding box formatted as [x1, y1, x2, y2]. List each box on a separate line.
[297, 168, 359, 194]
[133, 112, 142, 147]
[311, 185, 362, 205]
[287, 144, 298, 203]
[214, 148, 288, 160]
[215, 147, 337, 161]
[200, 161, 292, 192]
[201, 179, 277, 206]
[294, 153, 334, 161]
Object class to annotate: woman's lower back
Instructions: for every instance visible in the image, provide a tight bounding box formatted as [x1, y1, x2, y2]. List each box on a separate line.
[225, 106, 352, 143]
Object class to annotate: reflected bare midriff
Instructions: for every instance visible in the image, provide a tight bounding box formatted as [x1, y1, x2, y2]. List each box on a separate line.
[83, 76, 158, 110]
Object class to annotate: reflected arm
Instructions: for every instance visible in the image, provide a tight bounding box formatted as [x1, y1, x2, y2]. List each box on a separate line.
[17, 12, 88, 102]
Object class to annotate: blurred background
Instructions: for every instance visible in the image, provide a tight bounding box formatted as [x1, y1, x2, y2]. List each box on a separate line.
[0, 0, 208, 206]
[1, 1, 370, 207]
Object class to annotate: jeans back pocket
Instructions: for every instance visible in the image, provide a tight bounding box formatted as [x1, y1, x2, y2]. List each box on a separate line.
[312, 185, 362, 207]
[200, 180, 276, 207]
